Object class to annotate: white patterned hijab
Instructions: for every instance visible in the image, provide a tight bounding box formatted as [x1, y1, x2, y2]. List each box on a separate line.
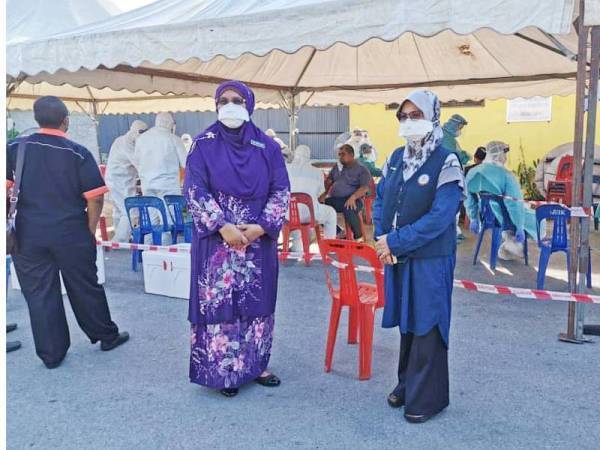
[398, 90, 444, 181]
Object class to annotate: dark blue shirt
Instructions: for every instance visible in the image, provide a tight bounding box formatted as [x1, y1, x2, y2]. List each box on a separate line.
[6, 130, 107, 244]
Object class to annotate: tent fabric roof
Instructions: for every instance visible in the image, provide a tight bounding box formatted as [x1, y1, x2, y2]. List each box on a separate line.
[6, 0, 119, 45]
[7, 0, 587, 112]
[7, 0, 577, 76]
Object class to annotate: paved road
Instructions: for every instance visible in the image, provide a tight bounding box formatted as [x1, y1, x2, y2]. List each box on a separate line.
[6, 235, 600, 449]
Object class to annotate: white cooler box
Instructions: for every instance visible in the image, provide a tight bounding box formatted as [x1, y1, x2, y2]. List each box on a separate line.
[10, 245, 106, 293]
[142, 243, 190, 299]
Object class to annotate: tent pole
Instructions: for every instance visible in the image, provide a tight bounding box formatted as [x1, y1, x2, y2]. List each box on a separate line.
[581, 26, 600, 338]
[288, 91, 298, 151]
[560, 1, 589, 344]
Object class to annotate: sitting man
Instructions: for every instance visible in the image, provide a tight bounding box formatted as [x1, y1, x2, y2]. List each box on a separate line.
[465, 141, 536, 261]
[358, 143, 383, 177]
[286, 145, 337, 251]
[321, 143, 372, 241]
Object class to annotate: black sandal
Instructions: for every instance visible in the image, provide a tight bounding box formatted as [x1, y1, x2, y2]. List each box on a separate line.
[387, 385, 404, 408]
[255, 373, 281, 387]
[220, 388, 239, 397]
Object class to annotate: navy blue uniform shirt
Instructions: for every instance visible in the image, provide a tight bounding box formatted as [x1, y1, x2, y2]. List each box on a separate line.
[6, 129, 108, 244]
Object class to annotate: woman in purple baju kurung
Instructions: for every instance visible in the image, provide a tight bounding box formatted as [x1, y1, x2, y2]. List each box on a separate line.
[184, 81, 290, 397]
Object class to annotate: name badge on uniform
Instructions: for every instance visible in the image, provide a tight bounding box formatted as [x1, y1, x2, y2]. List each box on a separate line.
[250, 139, 265, 149]
[418, 174, 430, 186]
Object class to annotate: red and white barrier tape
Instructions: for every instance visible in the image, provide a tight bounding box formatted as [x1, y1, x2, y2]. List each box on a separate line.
[97, 241, 598, 304]
[98, 240, 191, 253]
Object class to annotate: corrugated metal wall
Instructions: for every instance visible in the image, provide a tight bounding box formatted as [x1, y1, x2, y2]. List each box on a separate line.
[97, 106, 348, 161]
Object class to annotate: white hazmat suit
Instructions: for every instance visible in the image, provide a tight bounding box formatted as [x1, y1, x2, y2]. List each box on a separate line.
[181, 133, 193, 153]
[135, 112, 187, 242]
[286, 145, 337, 251]
[105, 120, 148, 242]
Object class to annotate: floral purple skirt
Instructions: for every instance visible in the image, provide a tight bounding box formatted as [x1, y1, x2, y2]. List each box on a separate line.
[190, 314, 274, 389]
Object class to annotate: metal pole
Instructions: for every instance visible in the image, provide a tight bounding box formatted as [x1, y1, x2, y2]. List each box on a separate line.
[560, 0, 589, 344]
[288, 91, 298, 151]
[581, 27, 600, 338]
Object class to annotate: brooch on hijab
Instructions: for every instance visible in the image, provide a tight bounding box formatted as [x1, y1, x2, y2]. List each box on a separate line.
[418, 174, 430, 186]
[250, 139, 265, 149]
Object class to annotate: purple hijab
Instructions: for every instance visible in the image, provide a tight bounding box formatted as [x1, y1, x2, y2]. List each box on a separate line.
[192, 80, 274, 199]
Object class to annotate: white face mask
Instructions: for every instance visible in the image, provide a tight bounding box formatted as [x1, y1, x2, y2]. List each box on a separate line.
[218, 103, 249, 129]
[398, 119, 433, 143]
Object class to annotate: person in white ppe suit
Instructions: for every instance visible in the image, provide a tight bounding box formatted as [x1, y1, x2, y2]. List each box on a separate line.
[266, 128, 294, 163]
[135, 112, 187, 242]
[465, 141, 536, 261]
[105, 120, 148, 242]
[286, 145, 337, 251]
[181, 133, 193, 153]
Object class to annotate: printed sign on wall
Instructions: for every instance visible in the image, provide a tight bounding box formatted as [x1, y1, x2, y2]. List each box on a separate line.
[506, 96, 552, 123]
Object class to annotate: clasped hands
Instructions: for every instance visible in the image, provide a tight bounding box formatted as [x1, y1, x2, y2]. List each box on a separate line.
[375, 234, 396, 265]
[219, 223, 265, 249]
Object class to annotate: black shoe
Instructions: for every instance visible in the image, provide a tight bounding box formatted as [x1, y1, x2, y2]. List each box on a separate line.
[44, 359, 62, 369]
[7, 341, 21, 353]
[404, 408, 445, 424]
[7, 323, 17, 333]
[387, 384, 404, 408]
[220, 388, 239, 397]
[100, 332, 130, 351]
[255, 372, 281, 387]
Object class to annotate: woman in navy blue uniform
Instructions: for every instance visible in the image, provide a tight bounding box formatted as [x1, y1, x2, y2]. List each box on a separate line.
[373, 90, 464, 423]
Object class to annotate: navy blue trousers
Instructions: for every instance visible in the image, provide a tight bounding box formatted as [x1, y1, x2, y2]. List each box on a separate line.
[13, 236, 119, 365]
[394, 326, 449, 416]
[325, 196, 364, 239]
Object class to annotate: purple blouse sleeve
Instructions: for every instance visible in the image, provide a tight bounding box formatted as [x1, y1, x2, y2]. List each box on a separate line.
[184, 148, 227, 239]
[257, 147, 290, 240]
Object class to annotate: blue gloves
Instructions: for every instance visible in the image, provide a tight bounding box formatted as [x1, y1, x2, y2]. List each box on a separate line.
[515, 230, 526, 243]
[469, 219, 480, 235]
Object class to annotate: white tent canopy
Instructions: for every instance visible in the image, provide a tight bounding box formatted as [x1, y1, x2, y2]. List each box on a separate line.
[7, 0, 592, 113]
[6, 0, 119, 45]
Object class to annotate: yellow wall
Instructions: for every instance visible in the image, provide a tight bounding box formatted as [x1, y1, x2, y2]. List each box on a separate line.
[350, 95, 600, 170]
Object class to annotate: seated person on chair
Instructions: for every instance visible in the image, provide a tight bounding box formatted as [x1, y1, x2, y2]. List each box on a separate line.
[465, 141, 536, 261]
[286, 145, 337, 251]
[320, 143, 372, 241]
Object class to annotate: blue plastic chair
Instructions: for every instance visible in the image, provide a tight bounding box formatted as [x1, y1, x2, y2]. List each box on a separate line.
[125, 196, 176, 271]
[535, 204, 592, 290]
[472, 193, 528, 270]
[164, 195, 192, 243]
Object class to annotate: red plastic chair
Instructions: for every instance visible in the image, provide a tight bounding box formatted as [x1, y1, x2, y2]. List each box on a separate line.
[547, 155, 574, 205]
[97, 164, 109, 242]
[280, 193, 322, 266]
[363, 178, 376, 225]
[320, 239, 385, 380]
[556, 155, 574, 181]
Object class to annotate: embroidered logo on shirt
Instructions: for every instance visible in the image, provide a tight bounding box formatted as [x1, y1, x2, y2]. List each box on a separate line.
[418, 174, 430, 186]
[250, 139, 265, 149]
[199, 132, 216, 140]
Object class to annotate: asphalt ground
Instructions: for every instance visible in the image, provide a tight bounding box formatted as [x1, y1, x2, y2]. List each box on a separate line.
[6, 232, 600, 449]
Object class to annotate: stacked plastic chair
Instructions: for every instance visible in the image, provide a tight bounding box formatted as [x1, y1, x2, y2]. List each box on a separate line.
[125, 196, 176, 271]
[164, 195, 192, 243]
[280, 193, 322, 266]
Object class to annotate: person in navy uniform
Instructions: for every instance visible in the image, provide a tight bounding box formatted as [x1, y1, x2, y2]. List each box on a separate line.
[6, 96, 129, 369]
[374, 90, 464, 423]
